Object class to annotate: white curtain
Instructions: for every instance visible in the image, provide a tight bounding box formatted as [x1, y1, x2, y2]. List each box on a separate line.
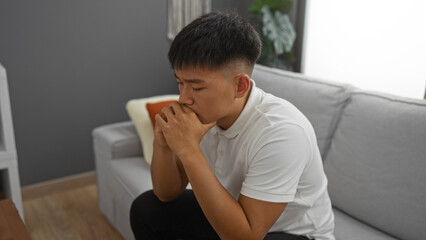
[167, 0, 212, 40]
[302, 0, 426, 99]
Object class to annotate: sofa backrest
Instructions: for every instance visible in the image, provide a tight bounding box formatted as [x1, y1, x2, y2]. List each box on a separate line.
[323, 90, 426, 240]
[252, 65, 352, 159]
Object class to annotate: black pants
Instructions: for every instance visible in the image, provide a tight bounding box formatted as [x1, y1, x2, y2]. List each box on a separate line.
[130, 190, 311, 240]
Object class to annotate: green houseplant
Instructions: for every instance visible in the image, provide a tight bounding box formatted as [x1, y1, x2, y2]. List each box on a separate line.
[249, 0, 296, 70]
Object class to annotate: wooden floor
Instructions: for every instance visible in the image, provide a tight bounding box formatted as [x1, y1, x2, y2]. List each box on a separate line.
[22, 172, 124, 240]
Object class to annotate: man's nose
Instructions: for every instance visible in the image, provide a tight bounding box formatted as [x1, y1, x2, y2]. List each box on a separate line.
[178, 86, 194, 105]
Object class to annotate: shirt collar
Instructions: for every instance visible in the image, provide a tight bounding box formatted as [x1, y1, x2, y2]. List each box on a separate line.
[215, 79, 261, 139]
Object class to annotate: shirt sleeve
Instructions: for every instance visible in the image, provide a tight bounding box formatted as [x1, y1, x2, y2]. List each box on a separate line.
[240, 123, 312, 203]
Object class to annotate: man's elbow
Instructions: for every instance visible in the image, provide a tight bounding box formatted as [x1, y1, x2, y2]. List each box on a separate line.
[223, 229, 267, 240]
[242, 234, 266, 240]
[153, 188, 181, 202]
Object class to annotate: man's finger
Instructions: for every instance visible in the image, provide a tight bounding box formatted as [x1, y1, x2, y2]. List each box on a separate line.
[155, 113, 167, 128]
[169, 101, 183, 115]
[181, 104, 195, 114]
[160, 112, 167, 122]
[161, 106, 175, 120]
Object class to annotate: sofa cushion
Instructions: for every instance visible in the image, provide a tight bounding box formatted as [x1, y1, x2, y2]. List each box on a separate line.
[324, 90, 426, 240]
[333, 208, 397, 240]
[252, 65, 352, 158]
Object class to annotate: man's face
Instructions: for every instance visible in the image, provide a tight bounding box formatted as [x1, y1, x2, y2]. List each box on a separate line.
[174, 65, 239, 129]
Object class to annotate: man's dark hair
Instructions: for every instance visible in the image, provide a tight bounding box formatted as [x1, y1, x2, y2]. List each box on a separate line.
[168, 11, 262, 71]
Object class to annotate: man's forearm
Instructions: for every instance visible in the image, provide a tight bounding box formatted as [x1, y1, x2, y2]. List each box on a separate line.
[151, 141, 188, 202]
[179, 147, 261, 240]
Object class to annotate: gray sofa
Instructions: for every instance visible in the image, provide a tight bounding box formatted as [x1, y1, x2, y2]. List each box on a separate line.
[93, 64, 426, 240]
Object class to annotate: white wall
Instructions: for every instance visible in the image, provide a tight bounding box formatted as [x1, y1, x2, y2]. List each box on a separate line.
[302, 0, 426, 99]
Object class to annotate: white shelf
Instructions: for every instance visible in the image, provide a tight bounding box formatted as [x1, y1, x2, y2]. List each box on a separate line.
[0, 63, 23, 219]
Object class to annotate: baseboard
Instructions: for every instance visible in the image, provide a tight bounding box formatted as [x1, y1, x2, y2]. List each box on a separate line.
[21, 171, 96, 200]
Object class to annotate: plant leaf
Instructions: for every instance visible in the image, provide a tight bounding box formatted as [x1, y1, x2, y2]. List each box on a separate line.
[249, 0, 264, 14]
[249, 0, 293, 14]
[268, 0, 293, 13]
[261, 5, 296, 55]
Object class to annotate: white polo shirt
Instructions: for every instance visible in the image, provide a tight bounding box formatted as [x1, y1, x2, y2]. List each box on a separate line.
[199, 81, 335, 240]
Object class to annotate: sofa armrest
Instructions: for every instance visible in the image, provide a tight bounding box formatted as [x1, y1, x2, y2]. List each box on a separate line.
[92, 121, 143, 159]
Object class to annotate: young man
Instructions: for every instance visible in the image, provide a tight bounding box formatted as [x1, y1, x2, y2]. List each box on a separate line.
[130, 12, 335, 240]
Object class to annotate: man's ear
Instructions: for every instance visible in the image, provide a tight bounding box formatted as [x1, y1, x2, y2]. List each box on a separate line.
[234, 74, 251, 98]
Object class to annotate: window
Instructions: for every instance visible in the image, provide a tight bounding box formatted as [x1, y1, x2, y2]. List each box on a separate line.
[302, 0, 426, 99]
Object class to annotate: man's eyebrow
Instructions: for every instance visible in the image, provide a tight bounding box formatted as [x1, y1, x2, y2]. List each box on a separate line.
[174, 73, 205, 83]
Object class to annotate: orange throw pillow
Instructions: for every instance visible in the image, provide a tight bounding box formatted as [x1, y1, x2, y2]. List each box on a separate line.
[146, 100, 176, 127]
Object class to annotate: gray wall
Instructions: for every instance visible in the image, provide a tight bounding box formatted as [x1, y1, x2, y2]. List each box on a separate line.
[0, 0, 176, 186]
[0, 0, 251, 186]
